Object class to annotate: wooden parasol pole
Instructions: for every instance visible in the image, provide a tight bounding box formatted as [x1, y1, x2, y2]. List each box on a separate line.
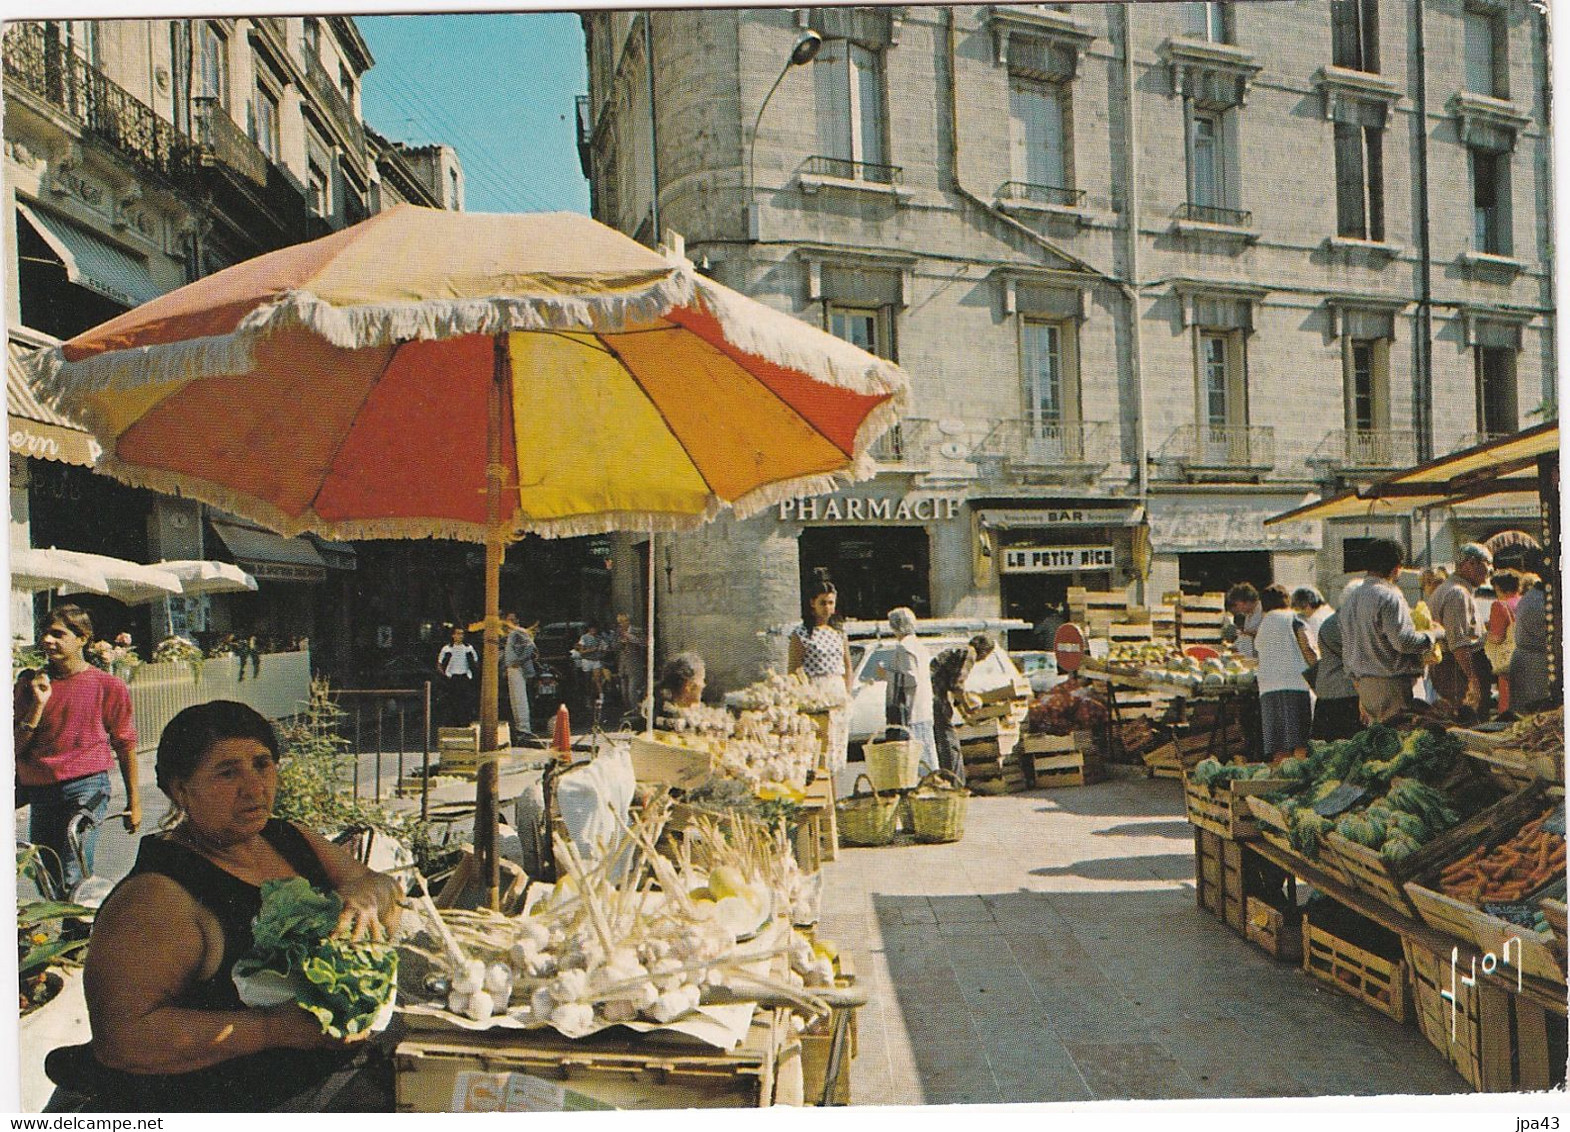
[475, 334, 507, 911]
[644, 527, 656, 735]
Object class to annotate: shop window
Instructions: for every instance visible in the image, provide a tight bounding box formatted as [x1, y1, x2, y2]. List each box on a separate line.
[1334, 122, 1384, 240]
[1182, 3, 1232, 44]
[1331, 0, 1378, 72]
[1341, 537, 1382, 574]
[827, 303, 894, 361]
[1470, 147, 1511, 255]
[1475, 345, 1518, 439]
[813, 39, 889, 182]
[1177, 550, 1270, 596]
[1463, 3, 1508, 100]
[1008, 77, 1071, 196]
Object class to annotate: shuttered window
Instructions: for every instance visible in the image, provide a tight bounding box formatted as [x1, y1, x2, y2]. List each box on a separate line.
[814, 40, 886, 172]
[1463, 7, 1506, 98]
[1009, 79, 1067, 190]
[1331, 0, 1378, 72]
[1183, 3, 1230, 43]
[1334, 123, 1384, 240]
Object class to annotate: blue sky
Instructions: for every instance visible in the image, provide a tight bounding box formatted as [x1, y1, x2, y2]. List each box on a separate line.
[358, 12, 590, 214]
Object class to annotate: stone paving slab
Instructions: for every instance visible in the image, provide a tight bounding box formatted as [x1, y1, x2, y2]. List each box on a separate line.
[819, 776, 1474, 1106]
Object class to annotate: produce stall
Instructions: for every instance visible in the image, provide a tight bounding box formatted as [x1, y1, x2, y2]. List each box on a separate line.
[1179, 709, 1567, 1093]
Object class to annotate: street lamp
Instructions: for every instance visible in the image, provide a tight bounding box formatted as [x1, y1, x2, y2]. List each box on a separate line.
[747, 30, 823, 240]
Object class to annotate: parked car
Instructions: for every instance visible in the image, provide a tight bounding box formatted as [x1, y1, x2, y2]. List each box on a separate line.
[843, 619, 1030, 748]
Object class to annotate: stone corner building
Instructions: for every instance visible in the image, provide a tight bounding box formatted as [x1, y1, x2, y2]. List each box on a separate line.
[582, 1, 1553, 690]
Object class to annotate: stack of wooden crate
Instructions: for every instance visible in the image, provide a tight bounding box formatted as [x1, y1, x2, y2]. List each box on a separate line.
[956, 718, 1023, 795]
[1172, 591, 1227, 651]
[1067, 586, 1130, 639]
[1018, 731, 1104, 789]
[436, 723, 511, 778]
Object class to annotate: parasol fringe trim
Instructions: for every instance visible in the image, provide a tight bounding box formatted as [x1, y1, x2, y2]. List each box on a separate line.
[688, 277, 910, 406]
[27, 333, 258, 406]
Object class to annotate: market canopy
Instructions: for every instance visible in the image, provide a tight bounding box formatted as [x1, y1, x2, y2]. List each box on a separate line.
[1265, 422, 1558, 526]
[7, 336, 100, 467]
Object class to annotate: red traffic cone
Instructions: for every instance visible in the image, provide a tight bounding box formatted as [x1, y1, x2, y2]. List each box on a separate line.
[552, 703, 572, 760]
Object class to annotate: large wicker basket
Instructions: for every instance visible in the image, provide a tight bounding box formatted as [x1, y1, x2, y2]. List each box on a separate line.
[908, 769, 968, 844]
[864, 738, 923, 792]
[836, 773, 900, 847]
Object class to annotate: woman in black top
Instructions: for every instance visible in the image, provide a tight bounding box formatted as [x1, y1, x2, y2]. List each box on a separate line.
[55, 701, 402, 1111]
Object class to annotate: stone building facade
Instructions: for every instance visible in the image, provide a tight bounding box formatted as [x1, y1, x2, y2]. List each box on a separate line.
[4, 17, 461, 673]
[580, 2, 1555, 690]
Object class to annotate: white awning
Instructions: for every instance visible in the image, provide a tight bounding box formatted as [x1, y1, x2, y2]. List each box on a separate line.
[17, 202, 163, 308]
[1148, 493, 1321, 553]
[7, 337, 100, 467]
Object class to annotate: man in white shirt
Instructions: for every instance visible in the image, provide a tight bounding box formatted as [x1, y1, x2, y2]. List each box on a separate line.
[436, 625, 479, 727]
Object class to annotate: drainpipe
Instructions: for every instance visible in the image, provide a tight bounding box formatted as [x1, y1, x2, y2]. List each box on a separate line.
[1118, 5, 1149, 574]
[1413, 0, 1434, 461]
[644, 11, 661, 244]
[1535, 2, 1556, 417]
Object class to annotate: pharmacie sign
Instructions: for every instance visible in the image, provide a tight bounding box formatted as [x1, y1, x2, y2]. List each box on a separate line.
[777, 494, 962, 523]
[1001, 545, 1116, 573]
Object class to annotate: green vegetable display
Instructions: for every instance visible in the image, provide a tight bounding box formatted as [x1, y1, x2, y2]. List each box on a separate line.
[234, 877, 397, 1038]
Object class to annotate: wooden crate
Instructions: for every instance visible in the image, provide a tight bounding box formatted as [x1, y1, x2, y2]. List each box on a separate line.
[1183, 776, 1293, 840]
[630, 734, 715, 790]
[437, 723, 511, 772]
[804, 774, 837, 864]
[1404, 938, 1559, 1093]
[395, 1008, 801, 1111]
[800, 964, 859, 1106]
[1244, 794, 1353, 884]
[1245, 896, 1302, 962]
[1194, 828, 1248, 935]
[955, 719, 1020, 748]
[1106, 621, 1154, 643]
[1301, 917, 1409, 1024]
[1031, 750, 1086, 789]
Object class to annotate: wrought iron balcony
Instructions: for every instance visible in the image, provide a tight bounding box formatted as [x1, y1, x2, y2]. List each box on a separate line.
[4, 23, 199, 186]
[1309, 428, 1417, 471]
[869, 418, 939, 467]
[1174, 201, 1252, 228]
[972, 419, 1112, 478]
[996, 181, 1086, 209]
[193, 99, 269, 188]
[1451, 430, 1516, 453]
[1157, 424, 1275, 474]
[801, 154, 902, 187]
[297, 43, 367, 167]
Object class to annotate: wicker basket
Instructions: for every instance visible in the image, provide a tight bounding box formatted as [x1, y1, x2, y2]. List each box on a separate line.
[836, 773, 900, 847]
[908, 769, 968, 844]
[864, 738, 923, 792]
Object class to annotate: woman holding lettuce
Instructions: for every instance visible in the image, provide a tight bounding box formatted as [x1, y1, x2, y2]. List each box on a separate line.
[48, 701, 404, 1112]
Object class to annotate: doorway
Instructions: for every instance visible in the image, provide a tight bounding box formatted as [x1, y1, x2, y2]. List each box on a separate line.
[799, 527, 930, 621]
[1177, 551, 1271, 596]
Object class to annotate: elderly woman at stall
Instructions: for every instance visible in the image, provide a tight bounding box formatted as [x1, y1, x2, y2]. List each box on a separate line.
[1509, 571, 1552, 712]
[49, 701, 404, 1112]
[658, 652, 708, 715]
[1255, 584, 1319, 763]
[882, 607, 937, 771]
[1290, 587, 1333, 650]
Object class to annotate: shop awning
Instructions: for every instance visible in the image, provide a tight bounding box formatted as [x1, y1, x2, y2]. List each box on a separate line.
[16, 202, 163, 308]
[208, 518, 328, 583]
[1265, 422, 1558, 525]
[305, 533, 358, 571]
[1148, 493, 1322, 552]
[7, 337, 100, 466]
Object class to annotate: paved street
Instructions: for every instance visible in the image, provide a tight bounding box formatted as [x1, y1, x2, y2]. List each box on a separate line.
[35, 754, 1468, 1106]
[816, 774, 1465, 1104]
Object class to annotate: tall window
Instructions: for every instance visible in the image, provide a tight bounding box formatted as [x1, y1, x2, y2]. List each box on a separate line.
[1009, 78, 1067, 191]
[1463, 5, 1507, 99]
[307, 160, 330, 216]
[1349, 341, 1377, 433]
[252, 82, 280, 162]
[1183, 3, 1231, 43]
[1201, 333, 1230, 431]
[827, 304, 892, 360]
[1334, 122, 1384, 240]
[1021, 321, 1063, 426]
[1189, 111, 1229, 214]
[339, 62, 355, 108]
[814, 40, 887, 179]
[303, 17, 321, 57]
[1195, 327, 1248, 463]
[1475, 346, 1517, 438]
[449, 168, 460, 209]
[198, 22, 228, 105]
[1331, 0, 1378, 72]
[1470, 147, 1510, 254]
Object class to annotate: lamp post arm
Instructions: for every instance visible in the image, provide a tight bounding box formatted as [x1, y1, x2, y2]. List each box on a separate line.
[748, 59, 798, 240]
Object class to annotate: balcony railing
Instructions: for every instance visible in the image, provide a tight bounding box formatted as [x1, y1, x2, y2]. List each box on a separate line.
[869, 418, 939, 466]
[802, 154, 902, 187]
[4, 24, 199, 185]
[1159, 424, 1275, 472]
[1310, 428, 1417, 471]
[1451, 430, 1516, 453]
[193, 98, 269, 188]
[996, 181, 1086, 209]
[1175, 201, 1253, 227]
[973, 419, 1112, 477]
[297, 44, 367, 167]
